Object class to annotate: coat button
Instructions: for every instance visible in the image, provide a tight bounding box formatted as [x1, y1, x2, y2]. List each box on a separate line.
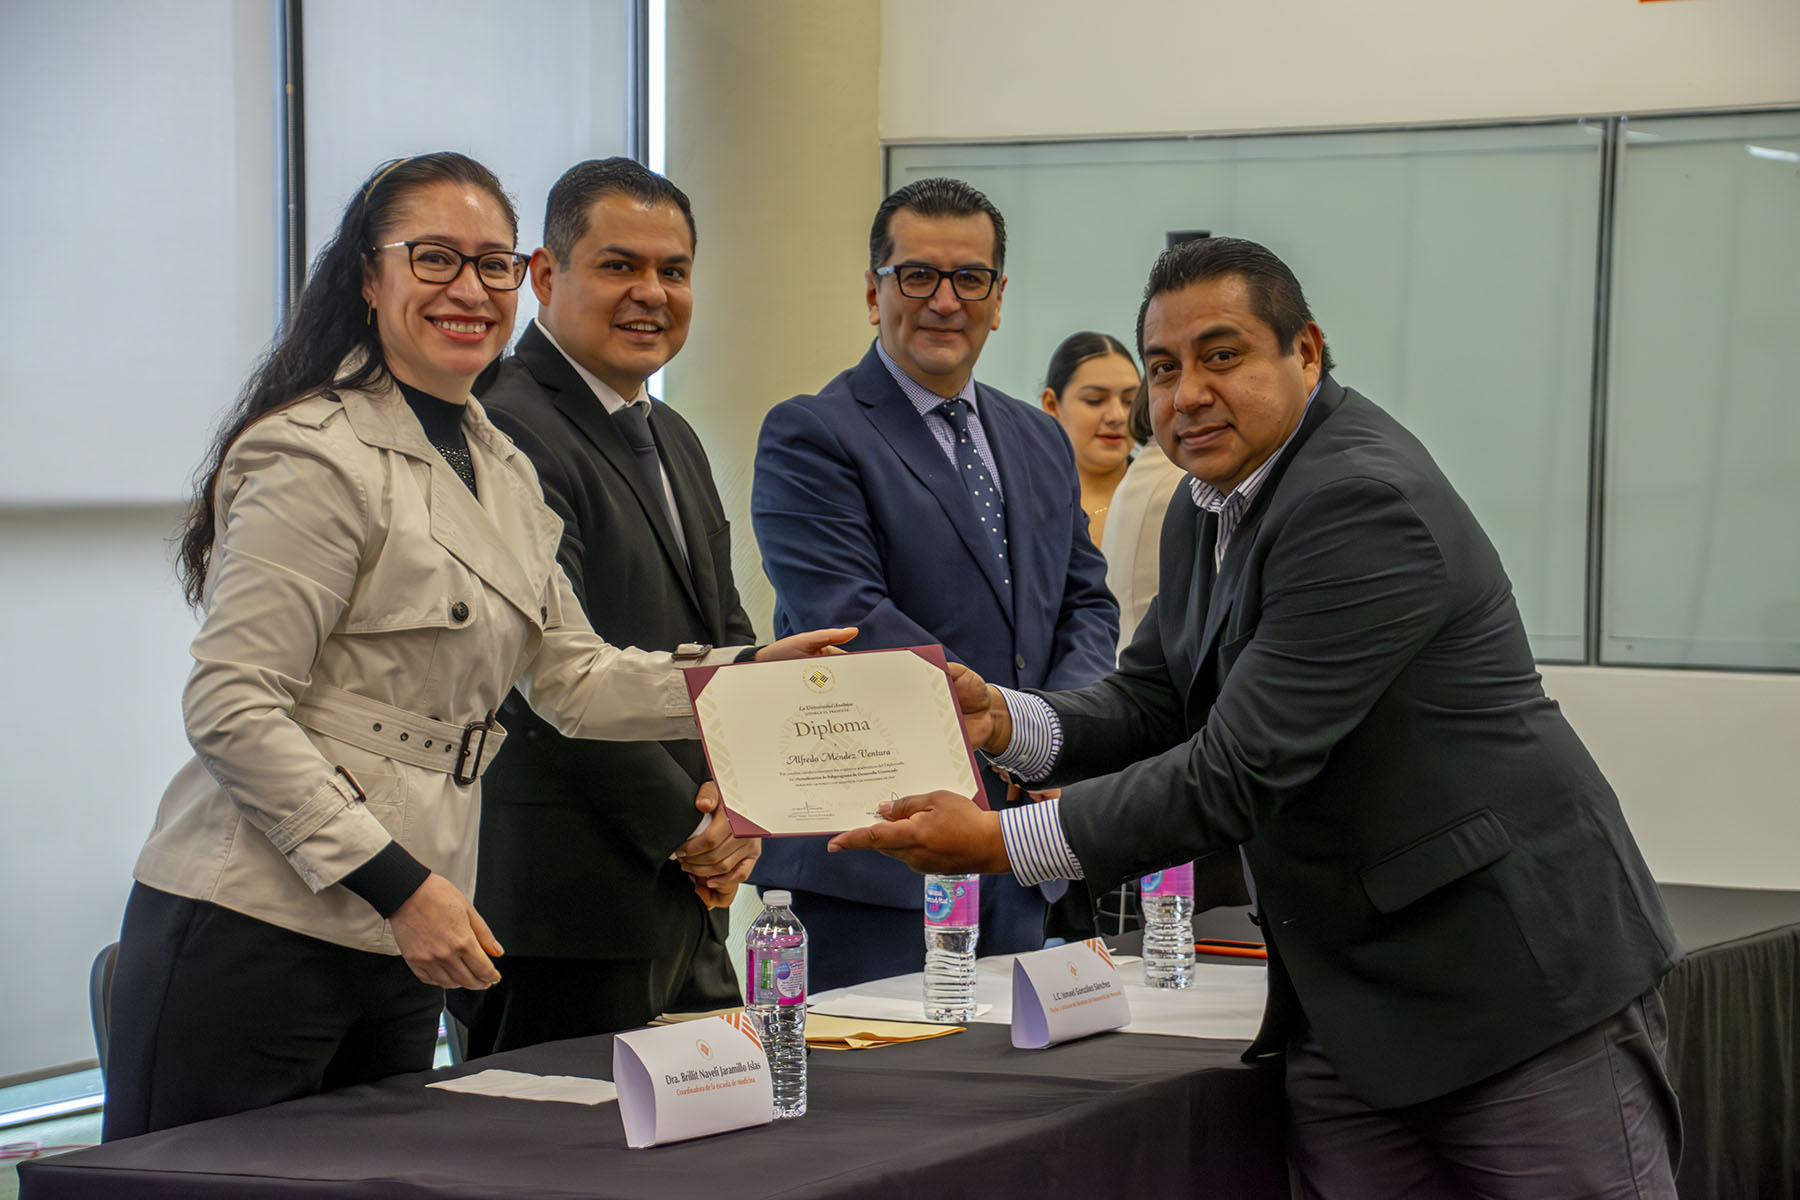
[450, 601, 470, 622]
[1014, 654, 1026, 671]
[540, 606, 548, 621]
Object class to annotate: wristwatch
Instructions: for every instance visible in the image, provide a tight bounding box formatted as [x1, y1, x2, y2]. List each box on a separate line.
[672, 642, 712, 661]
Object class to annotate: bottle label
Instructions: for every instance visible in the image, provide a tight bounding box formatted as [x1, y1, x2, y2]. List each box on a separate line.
[749, 935, 806, 1006]
[924, 876, 979, 926]
[1141, 862, 1195, 898]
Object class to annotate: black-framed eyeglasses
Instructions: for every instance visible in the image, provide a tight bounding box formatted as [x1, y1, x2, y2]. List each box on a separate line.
[874, 263, 999, 301]
[371, 241, 530, 291]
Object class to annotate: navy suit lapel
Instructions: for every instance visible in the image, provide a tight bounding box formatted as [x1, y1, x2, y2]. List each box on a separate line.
[514, 326, 701, 612]
[851, 350, 1016, 623]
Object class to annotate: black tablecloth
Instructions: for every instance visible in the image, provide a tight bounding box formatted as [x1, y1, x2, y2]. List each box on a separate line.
[1657, 884, 1800, 1199]
[21, 884, 1797, 1199]
[18, 1023, 1286, 1199]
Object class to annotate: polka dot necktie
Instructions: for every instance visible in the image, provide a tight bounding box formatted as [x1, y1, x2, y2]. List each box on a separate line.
[935, 398, 1010, 587]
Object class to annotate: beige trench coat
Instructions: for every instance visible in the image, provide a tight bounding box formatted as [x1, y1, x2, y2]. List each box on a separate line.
[134, 379, 738, 953]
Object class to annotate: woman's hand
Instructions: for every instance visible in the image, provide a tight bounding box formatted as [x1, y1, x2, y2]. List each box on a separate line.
[755, 627, 858, 661]
[389, 873, 504, 990]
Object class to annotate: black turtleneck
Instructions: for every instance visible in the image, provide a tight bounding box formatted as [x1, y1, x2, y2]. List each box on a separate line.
[397, 380, 477, 496]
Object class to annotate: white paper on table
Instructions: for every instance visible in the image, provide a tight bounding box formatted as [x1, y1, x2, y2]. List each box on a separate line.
[426, 1069, 617, 1105]
[810, 956, 1266, 1042]
[1010, 938, 1131, 1048]
[808, 993, 995, 1023]
[612, 1013, 773, 1148]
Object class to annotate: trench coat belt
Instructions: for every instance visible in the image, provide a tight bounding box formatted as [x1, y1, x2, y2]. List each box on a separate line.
[291, 684, 508, 782]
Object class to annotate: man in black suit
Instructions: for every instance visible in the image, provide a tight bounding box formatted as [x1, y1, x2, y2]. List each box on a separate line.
[453, 159, 757, 1056]
[834, 238, 1683, 1197]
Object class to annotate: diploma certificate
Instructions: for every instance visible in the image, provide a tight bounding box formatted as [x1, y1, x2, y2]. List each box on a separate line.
[682, 646, 984, 837]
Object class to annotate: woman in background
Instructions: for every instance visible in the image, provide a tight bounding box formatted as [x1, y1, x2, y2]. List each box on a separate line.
[1102, 383, 1189, 658]
[1034, 332, 1142, 943]
[104, 152, 847, 1140]
[1038, 331, 1139, 550]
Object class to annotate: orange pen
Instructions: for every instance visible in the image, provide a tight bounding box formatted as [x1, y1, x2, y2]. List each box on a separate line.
[1194, 939, 1268, 960]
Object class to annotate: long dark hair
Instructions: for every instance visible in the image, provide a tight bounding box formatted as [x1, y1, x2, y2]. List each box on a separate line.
[176, 152, 518, 607]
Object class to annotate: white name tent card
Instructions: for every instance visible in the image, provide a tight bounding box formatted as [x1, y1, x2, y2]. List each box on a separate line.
[1010, 938, 1131, 1049]
[613, 1012, 773, 1148]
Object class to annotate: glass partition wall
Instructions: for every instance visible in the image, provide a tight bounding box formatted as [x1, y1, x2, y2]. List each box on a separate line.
[891, 109, 1800, 671]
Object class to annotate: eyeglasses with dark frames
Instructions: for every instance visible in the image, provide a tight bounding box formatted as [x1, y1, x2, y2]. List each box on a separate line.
[874, 263, 999, 302]
[371, 241, 530, 291]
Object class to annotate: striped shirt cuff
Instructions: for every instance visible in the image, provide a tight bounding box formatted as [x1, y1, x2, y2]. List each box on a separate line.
[999, 798, 1085, 886]
[990, 688, 1061, 782]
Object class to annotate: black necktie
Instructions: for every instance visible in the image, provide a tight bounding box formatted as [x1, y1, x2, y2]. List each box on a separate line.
[935, 398, 1010, 587]
[610, 403, 680, 544]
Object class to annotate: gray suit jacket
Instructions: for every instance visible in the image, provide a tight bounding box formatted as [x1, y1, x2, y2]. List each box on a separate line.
[1040, 375, 1681, 1108]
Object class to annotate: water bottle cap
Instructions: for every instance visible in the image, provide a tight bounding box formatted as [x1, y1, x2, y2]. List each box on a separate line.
[762, 890, 792, 908]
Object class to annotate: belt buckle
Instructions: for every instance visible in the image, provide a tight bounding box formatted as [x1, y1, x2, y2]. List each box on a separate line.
[454, 713, 495, 785]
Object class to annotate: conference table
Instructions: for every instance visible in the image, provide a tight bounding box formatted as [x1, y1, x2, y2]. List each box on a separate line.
[19, 884, 1798, 1199]
[20, 951, 1289, 1199]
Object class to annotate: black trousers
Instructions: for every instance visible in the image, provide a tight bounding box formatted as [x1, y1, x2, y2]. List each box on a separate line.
[102, 883, 442, 1141]
[1286, 989, 1681, 1199]
[452, 900, 739, 1057]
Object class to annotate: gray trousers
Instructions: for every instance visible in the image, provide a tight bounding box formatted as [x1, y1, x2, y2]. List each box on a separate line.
[1286, 990, 1681, 1199]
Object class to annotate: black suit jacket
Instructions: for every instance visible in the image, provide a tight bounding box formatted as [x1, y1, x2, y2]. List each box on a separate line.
[1041, 376, 1681, 1109]
[472, 322, 755, 959]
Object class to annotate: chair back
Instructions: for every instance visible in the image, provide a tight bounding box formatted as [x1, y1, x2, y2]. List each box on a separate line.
[89, 942, 119, 1081]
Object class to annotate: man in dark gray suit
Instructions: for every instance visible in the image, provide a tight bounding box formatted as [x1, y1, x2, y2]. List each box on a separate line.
[833, 238, 1683, 1197]
[452, 159, 758, 1056]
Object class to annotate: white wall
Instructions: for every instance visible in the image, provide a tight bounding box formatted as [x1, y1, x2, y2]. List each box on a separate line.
[1543, 667, 1800, 891]
[664, 0, 882, 641]
[881, 0, 1800, 142]
[0, 508, 199, 1080]
[0, 0, 276, 505]
[880, 0, 1800, 890]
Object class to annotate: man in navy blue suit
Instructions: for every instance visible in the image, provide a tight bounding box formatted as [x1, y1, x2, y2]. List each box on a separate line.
[749, 178, 1119, 990]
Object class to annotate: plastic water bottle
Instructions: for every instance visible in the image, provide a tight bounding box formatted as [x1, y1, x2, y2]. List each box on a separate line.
[745, 889, 807, 1118]
[1141, 863, 1196, 989]
[923, 873, 980, 1021]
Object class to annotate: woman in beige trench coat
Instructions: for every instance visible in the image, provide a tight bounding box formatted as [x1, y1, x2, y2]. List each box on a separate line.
[103, 153, 849, 1140]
